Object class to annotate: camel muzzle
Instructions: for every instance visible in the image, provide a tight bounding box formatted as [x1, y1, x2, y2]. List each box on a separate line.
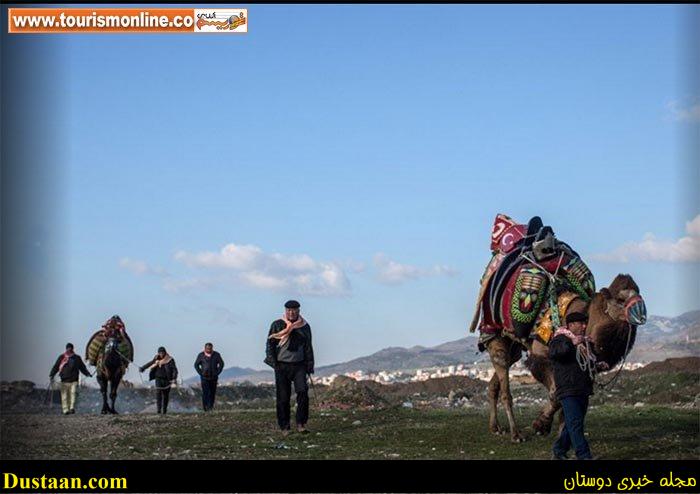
[625, 296, 647, 325]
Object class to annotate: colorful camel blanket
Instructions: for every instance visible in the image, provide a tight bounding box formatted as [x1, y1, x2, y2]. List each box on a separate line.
[85, 330, 134, 368]
[473, 214, 596, 344]
[469, 214, 527, 333]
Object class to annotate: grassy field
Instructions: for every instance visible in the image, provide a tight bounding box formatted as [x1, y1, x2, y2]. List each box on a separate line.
[1, 404, 697, 460]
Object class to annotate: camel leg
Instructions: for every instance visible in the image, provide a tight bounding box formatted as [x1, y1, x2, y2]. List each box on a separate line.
[494, 364, 523, 442]
[527, 341, 565, 435]
[109, 385, 118, 414]
[533, 384, 561, 436]
[486, 337, 507, 435]
[487, 337, 523, 442]
[97, 376, 110, 414]
[526, 355, 559, 435]
[487, 374, 503, 434]
[109, 371, 122, 414]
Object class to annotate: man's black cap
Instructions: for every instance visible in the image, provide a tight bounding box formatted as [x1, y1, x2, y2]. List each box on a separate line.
[566, 312, 588, 325]
[284, 300, 301, 309]
[158, 346, 166, 353]
[66, 343, 74, 350]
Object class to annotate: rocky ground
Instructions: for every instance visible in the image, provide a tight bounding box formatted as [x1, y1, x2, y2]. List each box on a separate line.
[1, 405, 697, 460]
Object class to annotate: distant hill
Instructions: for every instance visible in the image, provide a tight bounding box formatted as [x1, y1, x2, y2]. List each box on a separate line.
[315, 336, 486, 377]
[626, 310, 700, 362]
[187, 310, 700, 384]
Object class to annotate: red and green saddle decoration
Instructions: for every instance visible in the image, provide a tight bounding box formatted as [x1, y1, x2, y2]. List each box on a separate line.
[498, 255, 595, 339]
[468, 214, 527, 333]
[86, 330, 134, 370]
[85, 316, 134, 371]
[471, 214, 595, 345]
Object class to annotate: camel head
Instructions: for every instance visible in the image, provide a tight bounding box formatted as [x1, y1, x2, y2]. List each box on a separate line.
[104, 337, 120, 355]
[582, 274, 646, 366]
[598, 273, 647, 326]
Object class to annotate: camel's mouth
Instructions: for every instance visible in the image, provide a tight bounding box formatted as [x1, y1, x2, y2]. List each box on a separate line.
[625, 296, 647, 325]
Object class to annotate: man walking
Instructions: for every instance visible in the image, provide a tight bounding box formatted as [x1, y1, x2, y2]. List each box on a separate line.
[49, 343, 92, 415]
[549, 312, 608, 460]
[139, 346, 179, 414]
[194, 342, 224, 411]
[265, 300, 315, 434]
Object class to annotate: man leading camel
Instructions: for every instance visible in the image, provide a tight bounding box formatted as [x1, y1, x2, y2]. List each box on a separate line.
[49, 343, 92, 415]
[265, 300, 315, 434]
[139, 346, 179, 414]
[549, 312, 609, 460]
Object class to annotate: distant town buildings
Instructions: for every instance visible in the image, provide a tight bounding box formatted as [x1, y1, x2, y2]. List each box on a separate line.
[315, 360, 649, 386]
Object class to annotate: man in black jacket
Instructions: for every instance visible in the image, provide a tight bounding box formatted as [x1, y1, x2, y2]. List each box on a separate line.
[549, 312, 608, 460]
[139, 346, 179, 414]
[194, 342, 224, 411]
[49, 343, 92, 415]
[265, 300, 315, 434]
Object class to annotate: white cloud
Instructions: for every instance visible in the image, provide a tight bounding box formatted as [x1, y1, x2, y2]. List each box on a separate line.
[174, 243, 351, 296]
[687, 215, 700, 237]
[592, 215, 700, 263]
[343, 259, 367, 274]
[240, 271, 288, 290]
[373, 253, 459, 285]
[119, 258, 168, 277]
[666, 100, 700, 123]
[124, 245, 457, 295]
[174, 244, 263, 270]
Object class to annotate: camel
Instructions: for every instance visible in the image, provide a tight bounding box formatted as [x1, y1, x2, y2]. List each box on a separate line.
[86, 316, 134, 415]
[483, 274, 647, 442]
[95, 336, 130, 414]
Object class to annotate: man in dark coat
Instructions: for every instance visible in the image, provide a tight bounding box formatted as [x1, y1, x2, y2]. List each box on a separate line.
[139, 346, 179, 414]
[265, 300, 315, 434]
[194, 342, 224, 411]
[49, 343, 92, 415]
[549, 312, 609, 460]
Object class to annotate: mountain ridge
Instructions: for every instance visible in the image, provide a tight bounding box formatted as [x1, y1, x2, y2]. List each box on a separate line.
[185, 310, 699, 384]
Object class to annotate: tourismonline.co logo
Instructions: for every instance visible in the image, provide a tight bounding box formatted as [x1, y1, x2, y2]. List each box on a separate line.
[195, 9, 247, 33]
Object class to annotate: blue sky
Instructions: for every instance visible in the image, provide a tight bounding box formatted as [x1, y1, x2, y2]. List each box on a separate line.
[16, 5, 700, 382]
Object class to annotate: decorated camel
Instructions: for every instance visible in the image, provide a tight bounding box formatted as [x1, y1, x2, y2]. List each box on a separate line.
[470, 215, 647, 442]
[85, 315, 134, 414]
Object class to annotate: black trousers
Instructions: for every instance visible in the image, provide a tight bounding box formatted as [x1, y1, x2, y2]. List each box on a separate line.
[155, 379, 171, 414]
[201, 378, 218, 411]
[274, 362, 309, 430]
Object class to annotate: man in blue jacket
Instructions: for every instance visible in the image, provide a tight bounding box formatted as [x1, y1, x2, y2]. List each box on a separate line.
[549, 312, 608, 460]
[194, 342, 224, 411]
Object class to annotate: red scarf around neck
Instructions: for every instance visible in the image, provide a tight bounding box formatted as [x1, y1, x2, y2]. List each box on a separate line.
[58, 350, 75, 373]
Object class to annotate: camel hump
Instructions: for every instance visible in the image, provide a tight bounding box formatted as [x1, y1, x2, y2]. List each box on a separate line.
[85, 330, 134, 366]
[86, 330, 106, 366]
[119, 335, 135, 364]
